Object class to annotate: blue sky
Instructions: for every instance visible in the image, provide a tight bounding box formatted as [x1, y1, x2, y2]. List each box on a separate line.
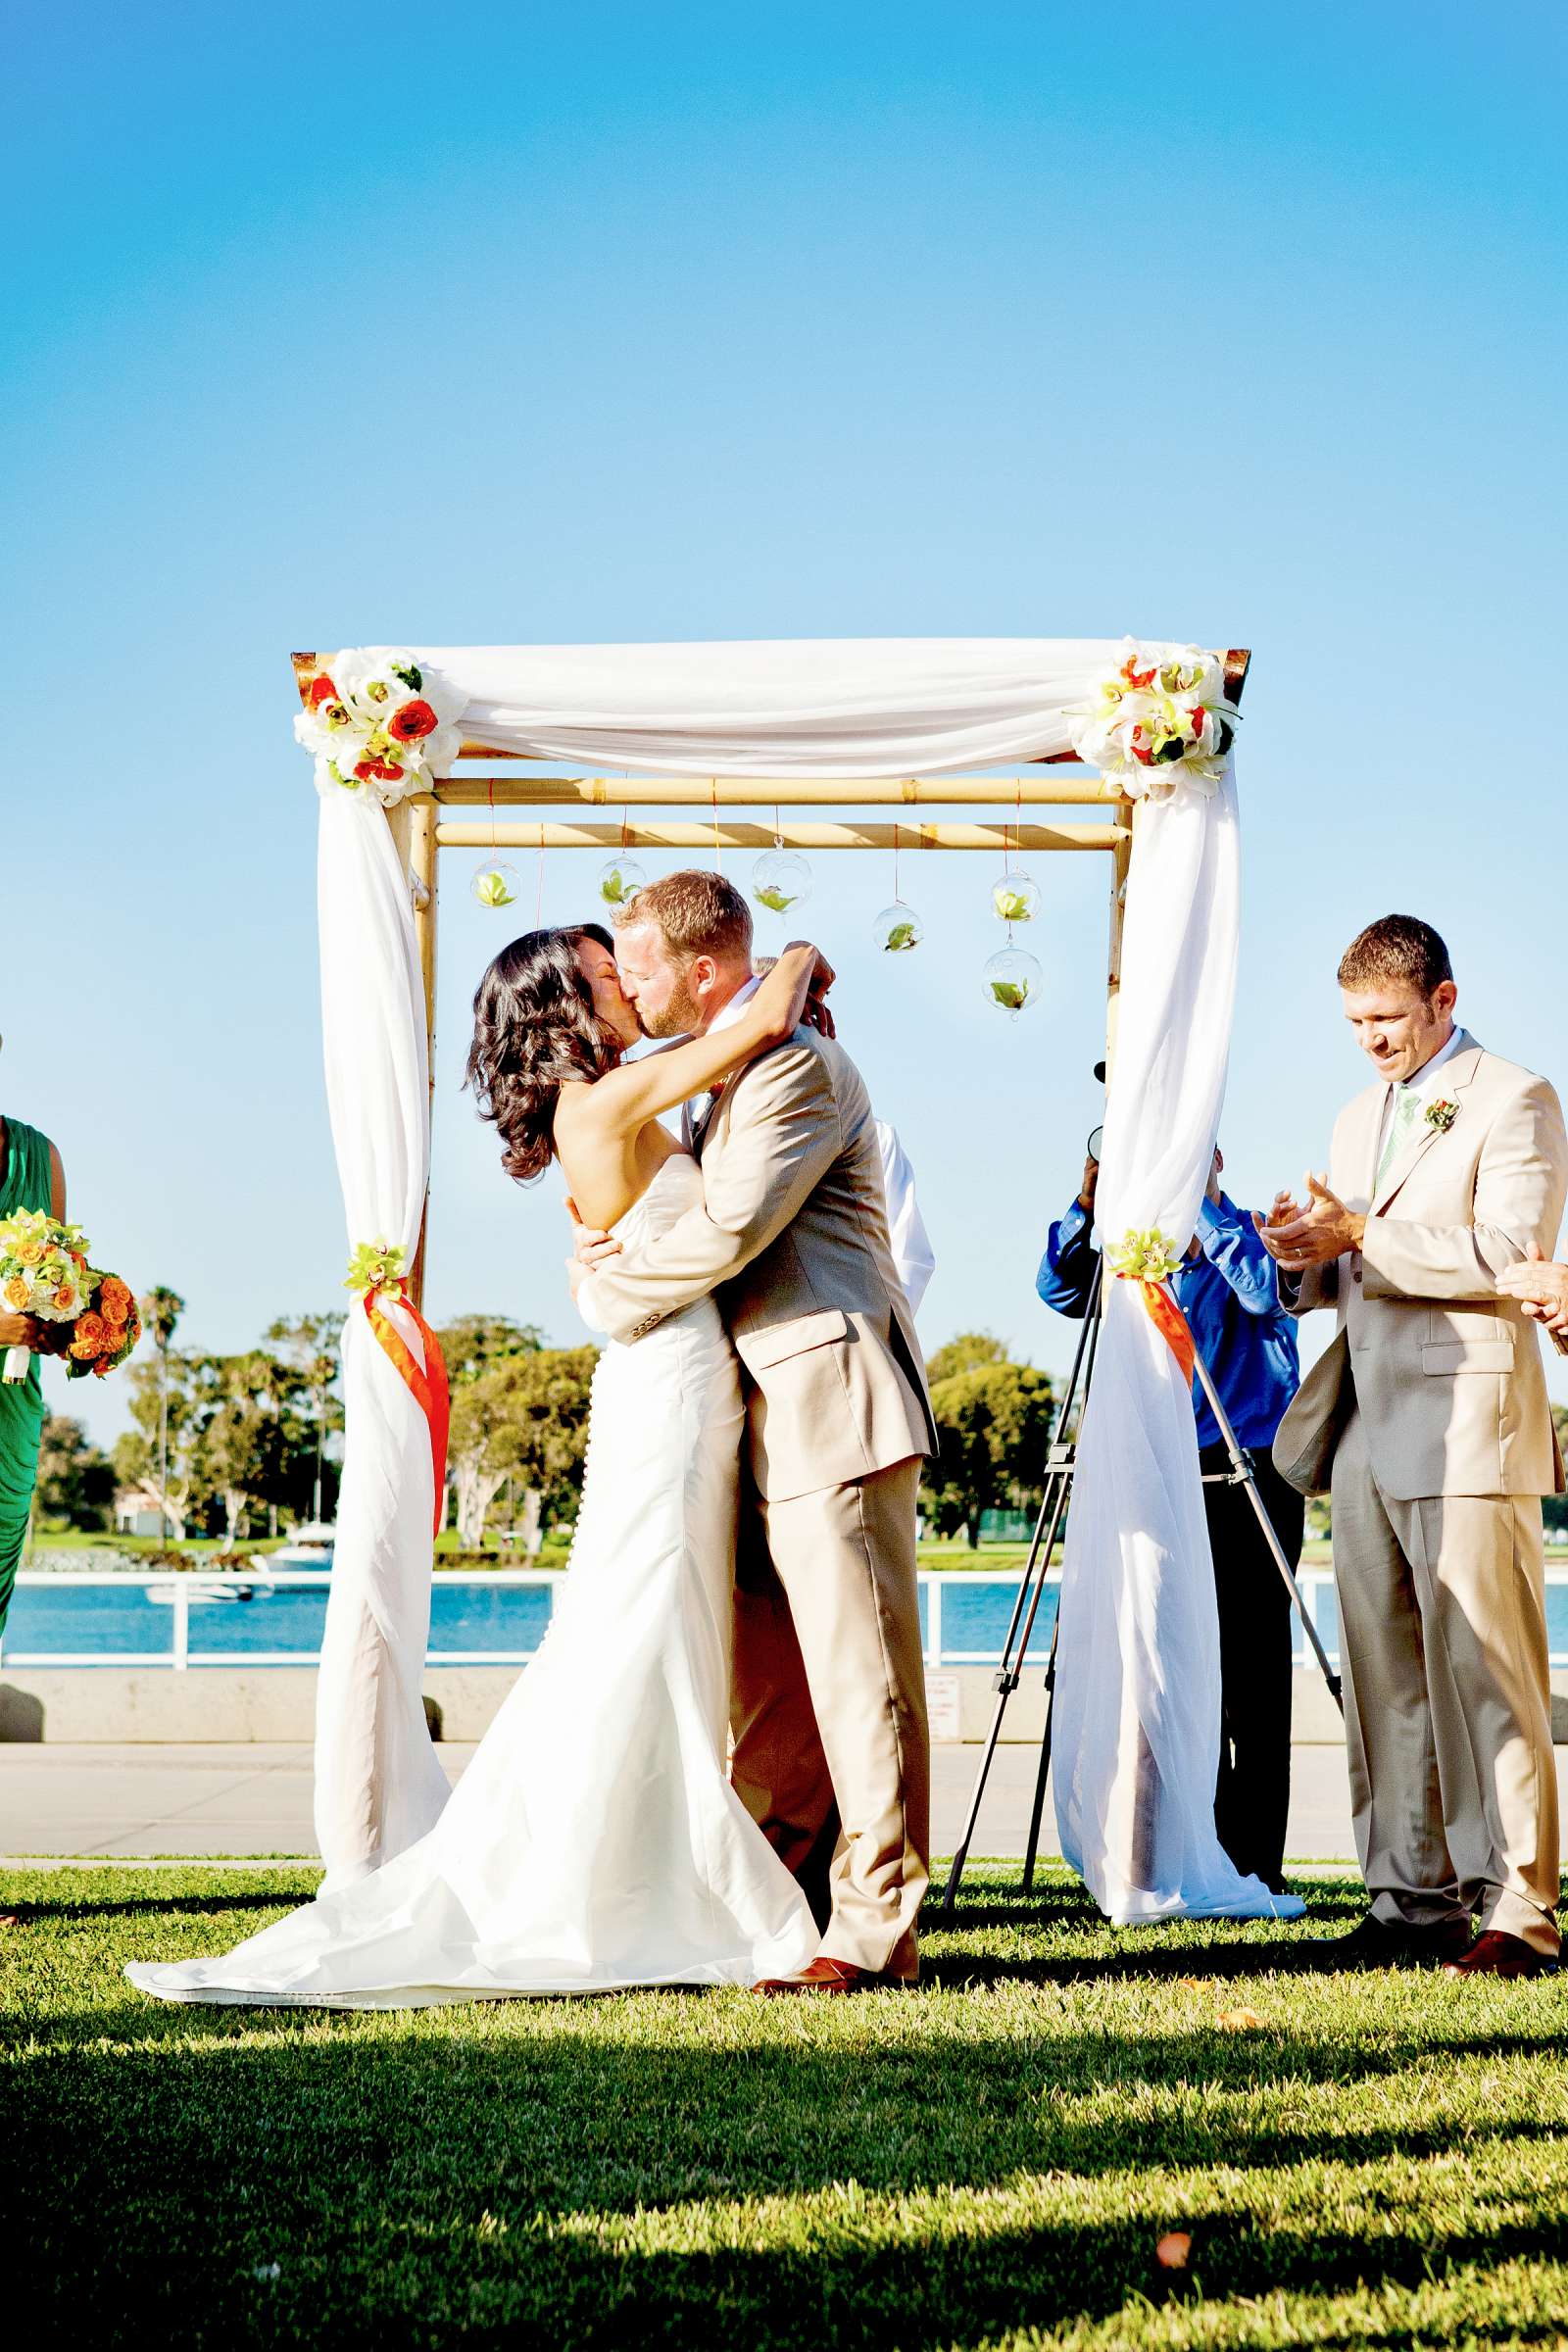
[6, 1, 1566, 1455]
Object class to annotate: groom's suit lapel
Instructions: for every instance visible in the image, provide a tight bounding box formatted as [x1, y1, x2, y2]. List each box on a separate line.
[1369, 1032, 1482, 1216]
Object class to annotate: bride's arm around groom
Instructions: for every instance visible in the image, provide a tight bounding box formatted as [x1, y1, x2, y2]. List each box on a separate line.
[581, 871, 937, 1988]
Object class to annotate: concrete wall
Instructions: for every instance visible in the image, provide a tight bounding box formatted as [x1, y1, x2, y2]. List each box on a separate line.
[5, 1662, 1567, 1744]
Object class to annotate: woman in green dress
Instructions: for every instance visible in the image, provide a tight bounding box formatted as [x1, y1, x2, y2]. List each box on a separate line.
[0, 1112, 68, 1639]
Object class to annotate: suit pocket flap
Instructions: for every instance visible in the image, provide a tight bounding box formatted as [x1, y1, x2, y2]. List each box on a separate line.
[1421, 1341, 1514, 1375]
[740, 1308, 850, 1369]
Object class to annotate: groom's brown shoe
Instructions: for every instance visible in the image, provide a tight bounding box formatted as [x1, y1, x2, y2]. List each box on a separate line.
[1442, 1930, 1557, 1982]
[752, 1956, 913, 1996]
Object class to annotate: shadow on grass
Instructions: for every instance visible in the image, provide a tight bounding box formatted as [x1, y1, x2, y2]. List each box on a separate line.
[8, 2017, 1568, 2346]
[5, 1887, 312, 1925]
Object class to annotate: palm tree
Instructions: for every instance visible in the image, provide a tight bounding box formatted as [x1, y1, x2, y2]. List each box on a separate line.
[265, 1312, 345, 1525]
[138, 1288, 185, 1541]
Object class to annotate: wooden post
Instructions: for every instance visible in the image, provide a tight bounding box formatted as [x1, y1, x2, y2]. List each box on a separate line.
[407, 797, 439, 1314]
[1104, 796, 1134, 1079]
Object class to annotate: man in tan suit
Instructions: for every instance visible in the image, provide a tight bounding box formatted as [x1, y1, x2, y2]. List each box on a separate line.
[1260, 914, 1567, 1978]
[576, 871, 937, 1991]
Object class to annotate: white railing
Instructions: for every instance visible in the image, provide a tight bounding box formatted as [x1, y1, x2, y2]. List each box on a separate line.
[5, 1564, 1567, 1671]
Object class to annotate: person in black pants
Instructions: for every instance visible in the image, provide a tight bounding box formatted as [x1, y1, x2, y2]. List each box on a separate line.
[1038, 1141, 1304, 1890]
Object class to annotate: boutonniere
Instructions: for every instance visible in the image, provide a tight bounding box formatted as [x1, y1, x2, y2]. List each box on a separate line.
[1425, 1098, 1458, 1134]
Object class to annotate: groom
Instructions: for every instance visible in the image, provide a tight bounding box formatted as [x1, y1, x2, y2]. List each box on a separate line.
[574, 869, 937, 1991]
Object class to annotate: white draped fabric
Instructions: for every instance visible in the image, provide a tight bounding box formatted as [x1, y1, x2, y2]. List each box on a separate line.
[315, 797, 450, 1888]
[308, 634, 1269, 1924]
[1051, 763, 1302, 1922]
[414, 639, 1126, 776]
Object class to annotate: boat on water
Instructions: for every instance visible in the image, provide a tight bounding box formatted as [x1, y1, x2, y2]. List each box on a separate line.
[267, 1519, 336, 1575]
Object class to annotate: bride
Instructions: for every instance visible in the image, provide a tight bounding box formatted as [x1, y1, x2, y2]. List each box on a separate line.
[126, 926, 827, 2005]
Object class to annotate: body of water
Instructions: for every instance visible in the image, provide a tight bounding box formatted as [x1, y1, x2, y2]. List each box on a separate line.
[8, 1570, 1568, 1671]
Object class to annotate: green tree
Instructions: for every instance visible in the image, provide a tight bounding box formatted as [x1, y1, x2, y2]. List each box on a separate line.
[922, 1348, 1055, 1547]
[114, 1348, 208, 1540]
[137, 1286, 186, 1541]
[197, 1349, 307, 1545]
[438, 1316, 545, 1539]
[35, 1416, 116, 1532]
[265, 1310, 345, 1524]
[445, 1345, 598, 1548]
[925, 1331, 1009, 1385]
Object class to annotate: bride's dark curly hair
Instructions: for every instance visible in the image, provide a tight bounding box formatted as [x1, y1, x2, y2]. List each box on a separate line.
[465, 924, 622, 1185]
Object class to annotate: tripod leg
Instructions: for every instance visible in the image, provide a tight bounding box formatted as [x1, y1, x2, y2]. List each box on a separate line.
[1021, 1615, 1061, 1890]
[942, 1258, 1102, 1920]
[940, 1686, 1012, 1920]
[1187, 1333, 1344, 1712]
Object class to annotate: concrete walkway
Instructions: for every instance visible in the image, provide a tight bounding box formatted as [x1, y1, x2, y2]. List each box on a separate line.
[0, 1740, 1398, 1866]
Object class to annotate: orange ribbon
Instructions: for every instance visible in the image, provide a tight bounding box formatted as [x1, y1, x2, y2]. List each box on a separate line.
[1120, 1276, 1197, 1384]
[364, 1286, 451, 1538]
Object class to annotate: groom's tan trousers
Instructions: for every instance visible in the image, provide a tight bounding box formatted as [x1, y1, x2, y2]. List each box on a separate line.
[730, 1455, 929, 1979]
[1330, 1404, 1559, 1956]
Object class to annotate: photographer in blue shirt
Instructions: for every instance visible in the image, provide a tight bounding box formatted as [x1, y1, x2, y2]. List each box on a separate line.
[1038, 1139, 1303, 1892]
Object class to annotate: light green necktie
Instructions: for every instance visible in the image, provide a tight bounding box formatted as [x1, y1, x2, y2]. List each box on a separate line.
[1377, 1085, 1421, 1188]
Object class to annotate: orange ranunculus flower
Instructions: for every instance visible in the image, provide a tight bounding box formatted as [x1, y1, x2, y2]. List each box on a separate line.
[70, 1312, 110, 1358]
[387, 697, 438, 743]
[53, 1285, 76, 1309]
[100, 1277, 132, 1327]
[4, 1277, 28, 1308]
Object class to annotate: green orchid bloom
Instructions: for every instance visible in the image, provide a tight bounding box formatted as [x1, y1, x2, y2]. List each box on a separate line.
[883, 922, 918, 952]
[755, 886, 798, 913]
[475, 871, 516, 908]
[990, 980, 1029, 1009]
[344, 1240, 408, 1298]
[992, 887, 1033, 923]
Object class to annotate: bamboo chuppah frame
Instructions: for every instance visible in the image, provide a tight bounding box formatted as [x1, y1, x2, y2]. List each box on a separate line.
[292, 648, 1250, 1312]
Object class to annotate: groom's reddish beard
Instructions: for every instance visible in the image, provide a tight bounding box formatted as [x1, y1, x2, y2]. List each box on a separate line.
[634, 961, 705, 1039]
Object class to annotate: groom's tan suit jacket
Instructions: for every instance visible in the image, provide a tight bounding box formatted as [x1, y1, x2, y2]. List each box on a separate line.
[1273, 1032, 1568, 1501]
[1272, 1028, 1568, 1955]
[583, 1022, 936, 1979]
[586, 1027, 936, 1500]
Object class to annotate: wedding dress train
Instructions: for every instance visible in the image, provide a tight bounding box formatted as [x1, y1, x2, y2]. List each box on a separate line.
[125, 1156, 818, 2004]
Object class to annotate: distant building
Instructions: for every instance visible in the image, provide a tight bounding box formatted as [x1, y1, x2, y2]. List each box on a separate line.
[115, 1486, 167, 1540]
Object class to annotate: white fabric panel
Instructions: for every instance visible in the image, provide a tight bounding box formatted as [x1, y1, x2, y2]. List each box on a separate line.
[414, 639, 1135, 777]
[875, 1121, 936, 1317]
[315, 796, 450, 1889]
[1052, 762, 1302, 1923]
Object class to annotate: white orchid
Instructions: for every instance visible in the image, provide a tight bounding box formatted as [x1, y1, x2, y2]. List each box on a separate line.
[295, 651, 468, 806]
[333, 648, 421, 725]
[1068, 638, 1238, 802]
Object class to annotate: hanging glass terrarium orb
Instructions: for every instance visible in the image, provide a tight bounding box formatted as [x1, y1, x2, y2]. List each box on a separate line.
[990, 870, 1041, 925]
[751, 849, 811, 917]
[983, 945, 1044, 1015]
[471, 862, 520, 909]
[873, 902, 923, 956]
[596, 856, 646, 911]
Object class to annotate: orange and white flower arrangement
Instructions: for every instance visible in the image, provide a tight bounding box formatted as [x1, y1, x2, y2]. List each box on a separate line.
[0, 1209, 140, 1384]
[294, 649, 467, 808]
[1070, 641, 1240, 802]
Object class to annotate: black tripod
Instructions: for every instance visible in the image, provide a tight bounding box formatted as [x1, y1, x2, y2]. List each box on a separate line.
[940, 1251, 1344, 1917]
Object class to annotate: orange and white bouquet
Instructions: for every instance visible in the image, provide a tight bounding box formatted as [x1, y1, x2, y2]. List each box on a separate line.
[1070, 641, 1240, 803]
[294, 648, 466, 808]
[0, 1209, 140, 1384]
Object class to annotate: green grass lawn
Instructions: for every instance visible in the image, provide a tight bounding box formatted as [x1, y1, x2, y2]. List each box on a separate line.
[7, 1864, 1568, 2348]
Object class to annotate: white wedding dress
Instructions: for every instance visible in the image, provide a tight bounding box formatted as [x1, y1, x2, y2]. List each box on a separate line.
[126, 1156, 819, 2005]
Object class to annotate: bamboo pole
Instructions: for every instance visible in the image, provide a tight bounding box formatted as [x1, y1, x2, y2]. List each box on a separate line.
[432, 773, 1116, 808]
[434, 818, 1126, 855]
[407, 798, 439, 1314]
[1103, 796, 1135, 1077]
